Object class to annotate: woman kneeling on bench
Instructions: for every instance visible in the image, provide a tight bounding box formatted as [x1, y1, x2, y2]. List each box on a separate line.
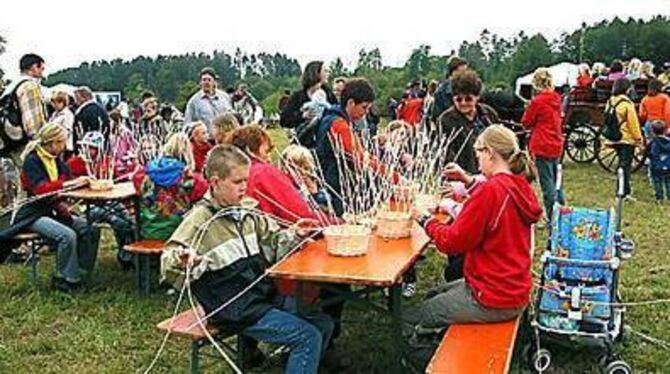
[405, 124, 542, 368]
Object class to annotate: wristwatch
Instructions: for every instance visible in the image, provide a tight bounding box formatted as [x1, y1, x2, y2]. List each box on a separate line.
[416, 213, 432, 228]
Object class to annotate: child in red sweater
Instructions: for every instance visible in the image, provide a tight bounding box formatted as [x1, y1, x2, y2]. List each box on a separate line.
[404, 125, 542, 370]
[187, 121, 212, 173]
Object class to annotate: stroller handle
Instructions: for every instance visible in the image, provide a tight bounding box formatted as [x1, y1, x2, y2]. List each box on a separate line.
[616, 168, 625, 198]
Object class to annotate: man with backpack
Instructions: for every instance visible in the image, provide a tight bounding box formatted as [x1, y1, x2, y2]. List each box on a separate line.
[603, 78, 643, 200]
[0, 54, 48, 164]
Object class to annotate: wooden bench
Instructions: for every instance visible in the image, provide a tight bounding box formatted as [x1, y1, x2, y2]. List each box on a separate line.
[426, 315, 522, 374]
[12, 231, 45, 285]
[124, 239, 165, 295]
[157, 307, 249, 374]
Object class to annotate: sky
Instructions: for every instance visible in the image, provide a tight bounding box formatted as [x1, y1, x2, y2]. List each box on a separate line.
[0, 0, 668, 81]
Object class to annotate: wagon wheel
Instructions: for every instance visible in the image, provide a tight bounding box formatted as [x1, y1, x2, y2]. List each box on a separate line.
[595, 132, 647, 174]
[564, 124, 598, 163]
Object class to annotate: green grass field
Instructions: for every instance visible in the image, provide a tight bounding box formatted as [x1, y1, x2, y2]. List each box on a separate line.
[1, 129, 669, 373]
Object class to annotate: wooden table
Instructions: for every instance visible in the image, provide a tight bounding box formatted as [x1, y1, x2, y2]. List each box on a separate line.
[268, 224, 432, 371]
[269, 224, 430, 287]
[61, 181, 136, 201]
[62, 181, 138, 257]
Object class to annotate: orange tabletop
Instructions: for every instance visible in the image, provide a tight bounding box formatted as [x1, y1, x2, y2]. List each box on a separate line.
[61, 181, 136, 201]
[268, 224, 431, 287]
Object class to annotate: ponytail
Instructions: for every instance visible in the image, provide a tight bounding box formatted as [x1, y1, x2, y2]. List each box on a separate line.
[508, 150, 537, 182]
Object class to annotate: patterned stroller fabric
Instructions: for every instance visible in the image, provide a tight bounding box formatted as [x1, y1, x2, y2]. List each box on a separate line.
[538, 204, 618, 332]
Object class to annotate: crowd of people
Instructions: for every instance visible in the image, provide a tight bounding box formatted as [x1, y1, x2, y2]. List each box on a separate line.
[1, 50, 668, 373]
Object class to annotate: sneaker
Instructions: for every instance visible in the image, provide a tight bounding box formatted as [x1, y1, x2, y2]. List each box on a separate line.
[322, 348, 352, 370]
[403, 282, 417, 298]
[51, 276, 82, 293]
[623, 195, 637, 202]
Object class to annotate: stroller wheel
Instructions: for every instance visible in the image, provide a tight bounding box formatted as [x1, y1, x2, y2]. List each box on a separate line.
[530, 348, 552, 372]
[604, 360, 632, 374]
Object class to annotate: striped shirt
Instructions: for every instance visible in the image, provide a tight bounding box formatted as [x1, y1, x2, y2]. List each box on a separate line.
[16, 76, 47, 138]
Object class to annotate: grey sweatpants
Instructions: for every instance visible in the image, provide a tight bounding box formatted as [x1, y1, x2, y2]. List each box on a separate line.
[402, 279, 524, 371]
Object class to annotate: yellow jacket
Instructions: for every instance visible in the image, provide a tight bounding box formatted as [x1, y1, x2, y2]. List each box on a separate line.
[607, 95, 642, 145]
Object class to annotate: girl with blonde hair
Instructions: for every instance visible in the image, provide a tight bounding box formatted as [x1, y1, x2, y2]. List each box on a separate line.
[20, 122, 100, 292]
[522, 67, 565, 221]
[132, 131, 207, 240]
[406, 125, 542, 369]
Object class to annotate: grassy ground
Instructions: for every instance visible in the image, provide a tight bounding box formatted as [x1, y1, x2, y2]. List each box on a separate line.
[1, 129, 669, 373]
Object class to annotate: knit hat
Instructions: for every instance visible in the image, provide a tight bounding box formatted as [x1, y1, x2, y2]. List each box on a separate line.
[78, 131, 104, 149]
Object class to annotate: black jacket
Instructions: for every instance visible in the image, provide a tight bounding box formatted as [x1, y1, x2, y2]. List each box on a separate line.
[74, 102, 110, 144]
[280, 86, 338, 128]
[437, 103, 500, 174]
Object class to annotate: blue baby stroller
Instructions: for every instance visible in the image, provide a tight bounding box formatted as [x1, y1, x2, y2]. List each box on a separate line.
[526, 166, 635, 374]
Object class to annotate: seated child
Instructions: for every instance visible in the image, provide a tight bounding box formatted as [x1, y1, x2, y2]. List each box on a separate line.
[67, 131, 136, 269]
[162, 145, 334, 373]
[187, 121, 212, 173]
[211, 113, 241, 145]
[281, 144, 332, 214]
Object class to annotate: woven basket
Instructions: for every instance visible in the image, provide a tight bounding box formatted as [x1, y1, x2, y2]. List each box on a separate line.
[89, 179, 114, 191]
[376, 210, 412, 239]
[414, 193, 440, 213]
[324, 224, 371, 257]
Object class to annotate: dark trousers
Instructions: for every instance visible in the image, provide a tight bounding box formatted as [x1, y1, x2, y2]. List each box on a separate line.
[651, 171, 670, 200]
[616, 144, 635, 196]
[535, 156, 565, 221]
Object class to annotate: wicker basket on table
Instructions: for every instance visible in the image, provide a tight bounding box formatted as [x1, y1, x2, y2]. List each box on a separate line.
[376, 210, 412, 239]
[324, 224, 372, 257]
[89, 179, 114, 191]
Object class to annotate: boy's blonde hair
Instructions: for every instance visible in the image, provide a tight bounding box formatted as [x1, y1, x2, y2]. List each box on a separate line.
[281, 144, 316, 174]
[213, 113, 241, 133]
[532, 68, 553, 91]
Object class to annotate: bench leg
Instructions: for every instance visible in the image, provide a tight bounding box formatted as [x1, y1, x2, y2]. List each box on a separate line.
[191, 340, 201, 374]
[388, 284, 404, 374]
[29, 240, 39, 285]
[136, 254, 152, 295]
[236, 335, 247, 373]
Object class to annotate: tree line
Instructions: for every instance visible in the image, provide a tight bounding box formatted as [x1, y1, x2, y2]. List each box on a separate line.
[3, 16, 670, 116]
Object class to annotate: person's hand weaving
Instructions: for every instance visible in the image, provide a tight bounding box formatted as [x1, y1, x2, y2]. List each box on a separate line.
[293, 218, 321, 237]
[64, 176, 92, 188]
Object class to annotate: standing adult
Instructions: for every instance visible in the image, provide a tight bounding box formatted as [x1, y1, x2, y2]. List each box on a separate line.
[184, 67, 232, 133]
[2, 54, 48, 164]
[431, 57, 468, 123]
[521, 68, 565, 222]
[332, 77, 347, 102]
[73, 86, 110, 147]
[280, 61, 337, 129]
[607, 78, 643, 200]
[437, 69, 499, 174]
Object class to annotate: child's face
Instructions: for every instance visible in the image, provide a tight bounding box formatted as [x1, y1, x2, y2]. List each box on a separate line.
[211, 164, 249, 206]
[192, 125, 209, 144]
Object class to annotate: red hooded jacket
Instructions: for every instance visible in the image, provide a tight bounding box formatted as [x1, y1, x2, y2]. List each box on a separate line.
[424, 173, 542, 309]
[521, 90, 564, 159]
[247, 158, 320, 223]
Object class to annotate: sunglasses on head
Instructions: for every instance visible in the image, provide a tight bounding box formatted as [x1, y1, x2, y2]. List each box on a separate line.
[454, 95, 476, 103]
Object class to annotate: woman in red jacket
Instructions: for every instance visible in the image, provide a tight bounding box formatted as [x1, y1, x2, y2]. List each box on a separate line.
[521, 68, 565, 222]
[406, 125, 542, 368]
[229, 124, 323, 224]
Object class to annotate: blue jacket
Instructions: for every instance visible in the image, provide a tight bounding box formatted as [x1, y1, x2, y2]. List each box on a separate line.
[649, 136, 670, 173]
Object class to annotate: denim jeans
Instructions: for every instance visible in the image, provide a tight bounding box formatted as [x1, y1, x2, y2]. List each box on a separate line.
[535, 156, 565, 221]
[651, 172, 670, 200]
[89, 202, 136, 264]
[243, 301, 334, 374]
[30, 216, 100, 282]
[616, 144, 635, 196]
